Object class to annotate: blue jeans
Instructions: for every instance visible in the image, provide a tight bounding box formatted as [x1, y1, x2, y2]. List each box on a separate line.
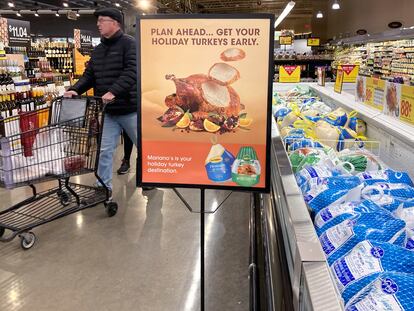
[97, 112, 137, 189]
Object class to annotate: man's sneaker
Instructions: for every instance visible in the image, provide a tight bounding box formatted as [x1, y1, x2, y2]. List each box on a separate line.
[117, 159, 130, 175]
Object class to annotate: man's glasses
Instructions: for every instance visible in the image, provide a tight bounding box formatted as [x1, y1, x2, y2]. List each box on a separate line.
[97, 18, 115, 24]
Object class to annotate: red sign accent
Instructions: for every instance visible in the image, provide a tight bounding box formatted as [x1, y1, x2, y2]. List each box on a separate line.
[283, 66, 297, 75]
[341, 65, 355, 75]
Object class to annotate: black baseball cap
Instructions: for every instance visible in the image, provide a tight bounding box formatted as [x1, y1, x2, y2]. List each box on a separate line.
[94, 8, 123, 24]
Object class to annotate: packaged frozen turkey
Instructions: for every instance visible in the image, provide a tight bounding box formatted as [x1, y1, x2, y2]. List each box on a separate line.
[345, 272, 414, 311]
[314, 200, 381, 233]
[358, 169, 413, 187]
[393, 200, 414, 228]
[304, 176, 362, 215]
[318, 211, 406, 265]
[296, 164, 334, 192]
[362, 183, 414, 202]
[288, 138, 323, 152]
[331, 240, 414, 304]
[339, 149, 385, 174]
[405, 229, 414, 250]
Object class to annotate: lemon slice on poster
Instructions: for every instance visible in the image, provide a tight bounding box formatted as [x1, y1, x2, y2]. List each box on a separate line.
[239, 118, 252, 127]
[203, 119, 220, 133]
[176, 113, 191, 128]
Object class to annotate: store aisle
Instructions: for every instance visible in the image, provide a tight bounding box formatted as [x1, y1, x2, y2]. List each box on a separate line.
[0, 148, 250, 311]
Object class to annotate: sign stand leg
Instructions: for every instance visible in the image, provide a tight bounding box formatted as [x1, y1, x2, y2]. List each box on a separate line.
[200, 188, 205, 311]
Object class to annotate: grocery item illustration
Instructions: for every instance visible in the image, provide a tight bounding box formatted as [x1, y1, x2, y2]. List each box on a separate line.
[231, 146, 261, 186]
[385, 83, 399, 117]
[157, 48, 252, 134]
[205, 143, 235, 182]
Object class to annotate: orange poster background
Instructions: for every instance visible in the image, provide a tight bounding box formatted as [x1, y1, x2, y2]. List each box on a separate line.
[142, 141, 266, 188]
[139, 17, 271, 188]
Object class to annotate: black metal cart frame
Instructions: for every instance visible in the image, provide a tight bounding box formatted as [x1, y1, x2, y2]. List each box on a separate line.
[0, 97, 118, 250]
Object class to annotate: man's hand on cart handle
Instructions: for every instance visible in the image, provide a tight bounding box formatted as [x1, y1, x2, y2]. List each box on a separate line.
[64, 90, 79, 98]
[102, 92, 115, 104]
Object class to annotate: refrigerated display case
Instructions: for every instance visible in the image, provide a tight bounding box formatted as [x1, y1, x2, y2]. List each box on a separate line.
[260, 82, 414, 310]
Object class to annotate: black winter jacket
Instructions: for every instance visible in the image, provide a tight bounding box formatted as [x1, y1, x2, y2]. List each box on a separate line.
[70, 30, 137, 115]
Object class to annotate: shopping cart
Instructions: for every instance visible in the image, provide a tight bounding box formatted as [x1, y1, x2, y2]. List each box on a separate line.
[0, 96, 118, 250]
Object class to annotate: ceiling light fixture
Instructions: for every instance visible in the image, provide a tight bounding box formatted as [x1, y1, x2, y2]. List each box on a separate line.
[316, 11, 323, 18]
[16, 11, 21, 17]
[34, 11, 39, 16]
[115, 3, 120, 7]
[55, 11, 60, 17]
[8, 2, 14, 8]
[76, 11, 80, 17]
[139, 0, 151, 10]
[63, 2, 69, 7]
[332, 0, 340, 10]
[274, 1, 295, 28]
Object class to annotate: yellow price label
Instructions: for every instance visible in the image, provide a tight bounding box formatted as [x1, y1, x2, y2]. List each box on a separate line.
[334, 69, 344, 93]
[279, 65, 300, 83]
[307, 38, 320, 46]
[364, 77, 384, 111]
[338, 65, 359, 83]
[400, 85, 414, 124]
[279, 36, 292, 45]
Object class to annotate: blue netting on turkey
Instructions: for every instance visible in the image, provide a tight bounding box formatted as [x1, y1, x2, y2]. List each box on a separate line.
[314, 200, 381, 233]
[304, 176, 362, 215]
[331, 240, 414, 304]
[318, 211, 406, 265]
[358, 169, 414, 187]
[345, 272, 414, 311]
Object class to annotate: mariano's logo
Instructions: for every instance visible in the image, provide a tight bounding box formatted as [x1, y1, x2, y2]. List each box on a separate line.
[381, 278, 398, 295]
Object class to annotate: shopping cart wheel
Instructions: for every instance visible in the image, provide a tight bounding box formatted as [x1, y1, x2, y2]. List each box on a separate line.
[58, 191, 72, 206]
[105, 202, 118, 217]
[0, 227, 5, 238]
[20, 232, 36, 250]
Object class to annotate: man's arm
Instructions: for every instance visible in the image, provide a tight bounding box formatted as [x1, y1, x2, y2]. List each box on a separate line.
[68, 59, 95, 95]
[108, 37, 137, 97]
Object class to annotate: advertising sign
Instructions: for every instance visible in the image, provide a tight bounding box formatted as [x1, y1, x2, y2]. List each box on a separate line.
[399, 84, 414, 125]
[137, 14, 274, 191]
[279, 65, 301, 83]
[0, 18, 30, 47]
[279, 35, 292, 45]
[307, 38, 320, 46]
[74, 29, 92, 76]
[355, 75, 366, 102]
[364, 77, 385, 111]
[334, 69, 344, 94]
[338, 64, 359, 83]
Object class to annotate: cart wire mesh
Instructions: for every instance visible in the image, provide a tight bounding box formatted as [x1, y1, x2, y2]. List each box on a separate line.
[0, 97, 103, 189]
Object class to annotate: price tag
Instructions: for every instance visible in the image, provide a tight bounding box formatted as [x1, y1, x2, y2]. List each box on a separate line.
[338, 64, 359, 83]
[364, 77, 384, 111]
[279, 65, 300, 83]
[6, 18, 30, 47]
[399, 84, 414, 125]
[307, 38, 320, 46]
[279, 36, 292, 45]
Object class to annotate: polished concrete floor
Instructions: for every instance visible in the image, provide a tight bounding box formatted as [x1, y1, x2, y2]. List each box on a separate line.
[0, 147, 250, 311]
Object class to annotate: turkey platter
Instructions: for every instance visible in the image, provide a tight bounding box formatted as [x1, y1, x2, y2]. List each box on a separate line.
[157, 48, 252, 134]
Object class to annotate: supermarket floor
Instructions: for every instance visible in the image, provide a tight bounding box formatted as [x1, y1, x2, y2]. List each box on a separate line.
[0, 147, 250, 311]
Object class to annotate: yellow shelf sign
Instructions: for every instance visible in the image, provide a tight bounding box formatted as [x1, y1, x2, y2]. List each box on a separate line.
[338, 64, 359, 83]
[364, 77, 385, 111]
[307, 38, 320, 46]
[400, 84, 414, 125]
[279, 65, 300, 83]
[334, 69, 344, 93]
[279, 36, 292, 45]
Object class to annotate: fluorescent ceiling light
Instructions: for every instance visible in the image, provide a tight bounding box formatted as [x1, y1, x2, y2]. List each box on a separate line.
[16, 11, 21, 16]
[76, 11, 80, 17]
[8, 2, 14, 7]
[332, 1, 340, 10]
[274, 1, 295, 28]
[316, 11, 323, 18]
[63, 2, 69, 7]
[139, 0, 150, 10]
[55, 12, 60, 16]
[115, 3, 120, 7]
[34, 11, 39, 16]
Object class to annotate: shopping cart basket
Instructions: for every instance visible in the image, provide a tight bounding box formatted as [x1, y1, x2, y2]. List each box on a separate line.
[0, 96, 118, 250]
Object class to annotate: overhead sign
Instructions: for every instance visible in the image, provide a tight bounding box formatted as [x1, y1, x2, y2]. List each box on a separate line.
[338, 64, 359, 83]
[0, 18, 30, 47]
[307, 38, 320, 46]
[137, 14, 274, 191]
[334, 69, 344, 94]
[279, 65, 301, 83]
[279, 35, 292, 45]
